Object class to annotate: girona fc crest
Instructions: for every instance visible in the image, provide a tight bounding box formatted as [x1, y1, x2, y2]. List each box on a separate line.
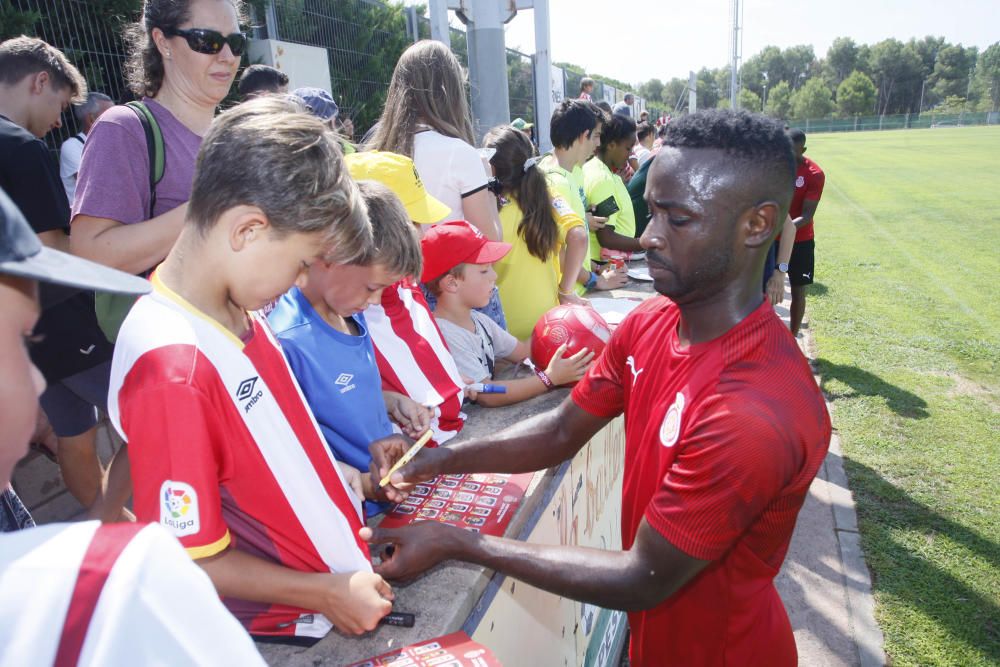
[659, 392, 686, 448]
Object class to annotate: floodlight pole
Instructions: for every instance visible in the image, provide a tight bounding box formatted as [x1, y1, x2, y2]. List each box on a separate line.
[730, 0, 740, 108]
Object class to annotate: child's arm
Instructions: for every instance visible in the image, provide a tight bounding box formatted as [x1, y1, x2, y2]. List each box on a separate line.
[198, 548, 393, 635]
[383, 391, 432, 439]
[560, 225, 591, 305]
[596, 225, 644, 252]
[475, 344, 595, 407]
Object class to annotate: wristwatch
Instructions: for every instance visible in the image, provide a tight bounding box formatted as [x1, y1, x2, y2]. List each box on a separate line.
[777, 262, 789, 273]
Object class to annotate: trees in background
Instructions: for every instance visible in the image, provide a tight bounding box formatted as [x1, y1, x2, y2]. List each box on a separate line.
[632, 36, 999, 120]
[836, 71, 877, 116]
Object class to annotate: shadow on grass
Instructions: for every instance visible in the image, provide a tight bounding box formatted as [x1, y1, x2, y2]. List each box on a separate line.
[817, 359, 929, 419]
[843, 458, 1000, 664]
[808, 281, 829, 296]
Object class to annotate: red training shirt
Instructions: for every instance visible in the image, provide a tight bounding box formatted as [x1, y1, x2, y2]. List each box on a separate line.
[572, 296, 831, 666]
[790, 156, 825, 243]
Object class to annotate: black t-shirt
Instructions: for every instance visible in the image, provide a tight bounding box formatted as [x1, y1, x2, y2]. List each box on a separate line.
[0, 115, 113, 382]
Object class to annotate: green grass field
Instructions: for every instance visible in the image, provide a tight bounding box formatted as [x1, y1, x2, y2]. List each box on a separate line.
[805, 126, 1000, 666]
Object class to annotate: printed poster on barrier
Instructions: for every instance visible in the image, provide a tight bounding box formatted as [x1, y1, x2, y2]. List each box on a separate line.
[379, 472, 534, 537]
[346, 631, 502, 667]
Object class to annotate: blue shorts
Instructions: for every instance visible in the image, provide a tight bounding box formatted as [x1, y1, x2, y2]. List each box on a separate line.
[39, 360, 111, 438]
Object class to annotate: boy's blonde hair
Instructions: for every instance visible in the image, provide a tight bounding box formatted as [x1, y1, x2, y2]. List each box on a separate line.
[354, 181, 422, 279]
[188, 96, 373, 266]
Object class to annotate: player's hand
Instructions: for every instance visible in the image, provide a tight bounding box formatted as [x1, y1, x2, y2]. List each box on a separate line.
[595, 268, 628, 290]
[558, 290, 589, 307]
[384, 391, 432, 439]
[360, 523, 461, 582]
[766, 271, 786, 306]
[545, 343, 596, 385]
[368, 435, 441, 503]
[321, 570, 393, 635]
[586, 211, 608, 232]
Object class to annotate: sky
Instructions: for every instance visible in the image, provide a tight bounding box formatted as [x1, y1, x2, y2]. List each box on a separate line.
[413, 0, 998, 88]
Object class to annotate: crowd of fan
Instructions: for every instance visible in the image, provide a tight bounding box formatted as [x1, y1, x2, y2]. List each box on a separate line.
[0, 0, 823, 659]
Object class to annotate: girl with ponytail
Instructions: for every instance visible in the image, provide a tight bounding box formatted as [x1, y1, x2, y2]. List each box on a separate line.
[485, 125, 590, 340]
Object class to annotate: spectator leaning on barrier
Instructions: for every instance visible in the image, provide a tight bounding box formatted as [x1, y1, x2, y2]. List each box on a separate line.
[268, 179, 432, 514]
[486, 124, 590, 340]
[237, 63, 288, 99]
[60, 92, 113, 204]
[584, 112, 643, 259]
[423, 221, 594, 407]
[343, 151, 468, 447]
[539, 99, 626, 295]
[0, 36, 130, 523]
[0, 187, 267, 667]
[364, 109, 833, 667]
[109, 97, 394, 641]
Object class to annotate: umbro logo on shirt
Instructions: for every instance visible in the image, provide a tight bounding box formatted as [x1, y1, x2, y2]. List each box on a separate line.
[236, 376, 264, 413]
[335, 373, 357, 394]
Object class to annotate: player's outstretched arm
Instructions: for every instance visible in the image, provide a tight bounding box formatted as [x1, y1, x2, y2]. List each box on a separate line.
[371, 398, 610, 502]
[362, 518, 707, 612]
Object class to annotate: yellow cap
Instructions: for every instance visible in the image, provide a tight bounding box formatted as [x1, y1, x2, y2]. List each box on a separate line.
[344, 151, 451, 224]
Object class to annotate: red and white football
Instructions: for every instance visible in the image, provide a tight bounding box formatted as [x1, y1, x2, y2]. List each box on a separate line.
[530, 304, 611, 379]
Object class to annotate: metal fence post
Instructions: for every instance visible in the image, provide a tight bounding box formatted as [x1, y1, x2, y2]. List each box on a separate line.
[264, 0, 280, 41]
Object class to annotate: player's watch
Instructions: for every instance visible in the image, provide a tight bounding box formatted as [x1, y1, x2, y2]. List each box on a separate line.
[777, 262, 789, 273]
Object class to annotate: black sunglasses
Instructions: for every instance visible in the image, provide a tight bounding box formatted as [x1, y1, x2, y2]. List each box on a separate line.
[164, 27, 247, 56]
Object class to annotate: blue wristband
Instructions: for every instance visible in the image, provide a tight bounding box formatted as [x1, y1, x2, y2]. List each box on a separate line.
[584, 271, 598, 290]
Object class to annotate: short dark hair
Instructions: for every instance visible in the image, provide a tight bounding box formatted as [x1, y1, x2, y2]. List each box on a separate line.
[787, 128, 806, 146]
[662, 109, 796, 212]
[636, 121, 654, 142]
[550, 99, 602, 149]
[188, 96, 372, 265]
[238, 64, 289, 98]
[0, 36, 87, 101]
[354, 180, 422, 279]
[595, 100, 613, 114]
[624, 93, 634, 102]
[599, 113, 637, 152]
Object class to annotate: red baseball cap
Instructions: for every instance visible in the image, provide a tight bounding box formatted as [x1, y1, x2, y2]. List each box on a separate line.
[420, 221, 512, 283]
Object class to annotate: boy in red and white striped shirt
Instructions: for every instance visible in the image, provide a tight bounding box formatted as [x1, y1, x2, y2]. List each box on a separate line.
[0, 186, 264, 664]
[110, 98, 394, 642]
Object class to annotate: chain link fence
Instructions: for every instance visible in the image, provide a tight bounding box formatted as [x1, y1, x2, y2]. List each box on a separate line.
[786, 111, 999, 133]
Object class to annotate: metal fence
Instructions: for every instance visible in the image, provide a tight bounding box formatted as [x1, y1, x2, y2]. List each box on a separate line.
[786, 111, 999, 134]
[261, 0, 538, 137]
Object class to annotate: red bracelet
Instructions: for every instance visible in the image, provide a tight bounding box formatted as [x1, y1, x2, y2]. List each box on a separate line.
[535, 369, 554, 390]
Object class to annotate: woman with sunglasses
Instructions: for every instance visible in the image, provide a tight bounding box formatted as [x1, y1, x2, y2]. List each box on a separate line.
[70, 0, 245, 278]
[66, 0, 245, 520]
